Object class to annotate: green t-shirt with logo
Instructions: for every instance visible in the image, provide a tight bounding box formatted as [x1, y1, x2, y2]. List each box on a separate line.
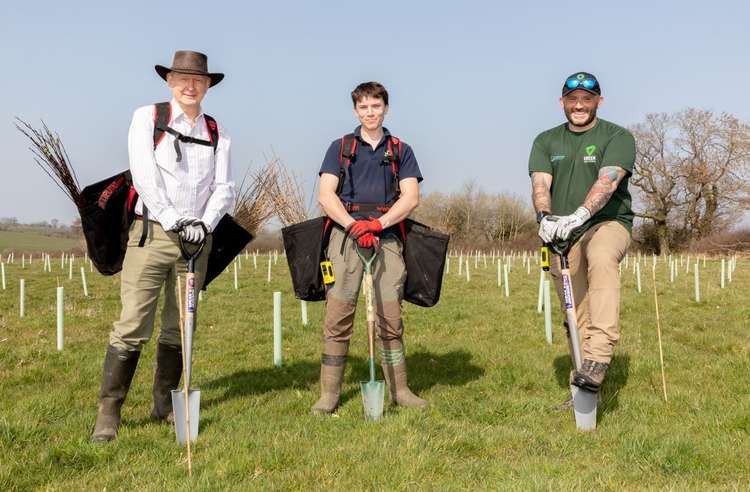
[528, 118, 636, 239]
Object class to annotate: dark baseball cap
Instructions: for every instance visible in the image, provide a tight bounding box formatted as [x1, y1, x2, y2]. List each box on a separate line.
[562, 72, 601, 96]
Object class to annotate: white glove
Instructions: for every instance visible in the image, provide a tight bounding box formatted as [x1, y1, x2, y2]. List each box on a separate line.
[174, 216, 201, 230]
[179, 221, 207, 244]
[538, 215, 560, 243]
[555, 207, 591, 241]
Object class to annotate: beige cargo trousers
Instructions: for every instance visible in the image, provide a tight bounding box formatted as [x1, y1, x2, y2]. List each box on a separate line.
[109, 220, 211, 351]
[549, 220, 631, 364]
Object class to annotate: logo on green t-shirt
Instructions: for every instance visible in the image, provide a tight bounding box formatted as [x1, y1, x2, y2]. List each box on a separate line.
[583, 145, 597, 163]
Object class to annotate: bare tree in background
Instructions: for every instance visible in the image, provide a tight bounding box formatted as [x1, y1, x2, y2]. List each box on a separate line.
[412, 181, 535, 248]
[630, 113, 681, 254]
[631, 109, 750, 253]
[677, 109, 750, 239]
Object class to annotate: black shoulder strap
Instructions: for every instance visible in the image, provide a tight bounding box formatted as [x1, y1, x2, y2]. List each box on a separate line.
[138, 102, 172, 247]
[336, 133, 357, 196]
[153, 103, 219, 154]
[153, 102, 171, 149]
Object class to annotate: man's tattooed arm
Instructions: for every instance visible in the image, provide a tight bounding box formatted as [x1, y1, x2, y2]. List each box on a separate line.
[582, 166, 627, 215]
[531, 172, 553, 213]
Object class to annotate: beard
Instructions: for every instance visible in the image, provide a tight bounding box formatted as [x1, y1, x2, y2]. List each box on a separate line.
[565, 105, 598, 128]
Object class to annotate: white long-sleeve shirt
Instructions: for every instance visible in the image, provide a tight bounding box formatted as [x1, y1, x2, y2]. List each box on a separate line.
[127, 99, 235, 232]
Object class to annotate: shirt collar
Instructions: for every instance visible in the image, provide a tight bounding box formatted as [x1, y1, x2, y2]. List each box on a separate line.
[353, 125, 391, 144]
[169, 99, 204, 124]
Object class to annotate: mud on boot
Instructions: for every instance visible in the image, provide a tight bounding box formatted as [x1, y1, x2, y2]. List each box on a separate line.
[572, 359, 609, 393]
[91, 345, 140, 442]
[311, 341, 348, 415]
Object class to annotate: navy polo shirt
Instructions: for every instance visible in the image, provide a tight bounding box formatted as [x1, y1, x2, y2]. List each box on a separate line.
[319, 126, 423, 211]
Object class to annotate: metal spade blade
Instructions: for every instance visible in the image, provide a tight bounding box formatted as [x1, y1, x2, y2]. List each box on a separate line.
[171, 389, 201, 443]
[361, 356, 385, 421]
[571, 385, 597, 431]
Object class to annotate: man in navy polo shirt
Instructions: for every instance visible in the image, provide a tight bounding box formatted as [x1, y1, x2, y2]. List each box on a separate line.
[312, 81, 427, 414]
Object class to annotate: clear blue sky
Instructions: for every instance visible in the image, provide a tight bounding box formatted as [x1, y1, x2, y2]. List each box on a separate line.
[2, 0, 748, 224]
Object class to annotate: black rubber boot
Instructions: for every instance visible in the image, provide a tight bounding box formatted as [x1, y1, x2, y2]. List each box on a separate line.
[150, 343, 182, 424]
[91, 345, 140, 443]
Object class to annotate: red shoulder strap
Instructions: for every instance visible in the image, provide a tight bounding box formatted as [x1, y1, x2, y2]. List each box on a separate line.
[338, 134, 357, 166]
[387, 136, 401, 199]
[387, 136, 401, 176]
[203, 114, 220, 153]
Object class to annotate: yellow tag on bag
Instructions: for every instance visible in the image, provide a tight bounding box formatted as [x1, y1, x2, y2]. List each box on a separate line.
[320, 261, 335, 285]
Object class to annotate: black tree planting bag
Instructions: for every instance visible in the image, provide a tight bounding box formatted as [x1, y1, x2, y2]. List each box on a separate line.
[283, 216, 449, 307]
[80, 171, 252, 288]
[203, 214, 254, 288]
[79, 170, 135, 275]
[282, 216, 335, 301]
[402, 219, 450, 307]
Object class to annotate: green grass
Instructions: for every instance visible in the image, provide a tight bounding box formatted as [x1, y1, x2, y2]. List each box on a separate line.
[1, 251, 748, 490]
[0, 231, 82, 254]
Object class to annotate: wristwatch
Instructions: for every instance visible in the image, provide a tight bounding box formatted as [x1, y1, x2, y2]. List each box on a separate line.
[536, 210, 550, 224]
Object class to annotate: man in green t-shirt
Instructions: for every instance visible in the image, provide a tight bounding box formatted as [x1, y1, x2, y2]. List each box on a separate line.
[528, 72, 634, 395]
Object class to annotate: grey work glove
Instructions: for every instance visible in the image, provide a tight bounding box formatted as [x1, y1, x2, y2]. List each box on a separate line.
[554, 206, 592, 241]
[179, 221, 207, 244]
[538, 215, 561, 243]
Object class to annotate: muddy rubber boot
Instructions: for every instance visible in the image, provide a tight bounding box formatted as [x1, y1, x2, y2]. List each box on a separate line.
[150, 343, 182, 424]
[311, 341, 348, 415]
[91, 345, 140, 442]
[572, 359, 610, 393]
[379, 338, 427, 408]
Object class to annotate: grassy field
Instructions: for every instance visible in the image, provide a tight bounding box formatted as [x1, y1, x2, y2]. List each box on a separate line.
[0, 231, 82, 254]
[1, 246, 748, 490]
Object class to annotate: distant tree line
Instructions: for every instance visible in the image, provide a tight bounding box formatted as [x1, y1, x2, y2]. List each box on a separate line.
[0, 216, 82, 239]
[412, 182, 536, 250]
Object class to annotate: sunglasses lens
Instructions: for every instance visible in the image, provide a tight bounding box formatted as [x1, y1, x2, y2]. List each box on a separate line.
[566, 79, 580, 89]
[582, 79, 596, 90]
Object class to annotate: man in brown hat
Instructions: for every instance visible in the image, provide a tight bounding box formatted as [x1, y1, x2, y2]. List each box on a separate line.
[91, 50, 234, 442]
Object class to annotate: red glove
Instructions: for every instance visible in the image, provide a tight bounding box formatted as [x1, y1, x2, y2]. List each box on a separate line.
[347, 218, 383, 239]
[357, 233, 378, 248]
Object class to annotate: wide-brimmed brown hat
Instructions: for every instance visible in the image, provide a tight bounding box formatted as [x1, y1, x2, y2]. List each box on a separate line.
[155, 50, 224, 87]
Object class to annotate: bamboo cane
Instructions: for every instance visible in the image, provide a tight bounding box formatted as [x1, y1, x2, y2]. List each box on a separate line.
[651, 268, 668, 402]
